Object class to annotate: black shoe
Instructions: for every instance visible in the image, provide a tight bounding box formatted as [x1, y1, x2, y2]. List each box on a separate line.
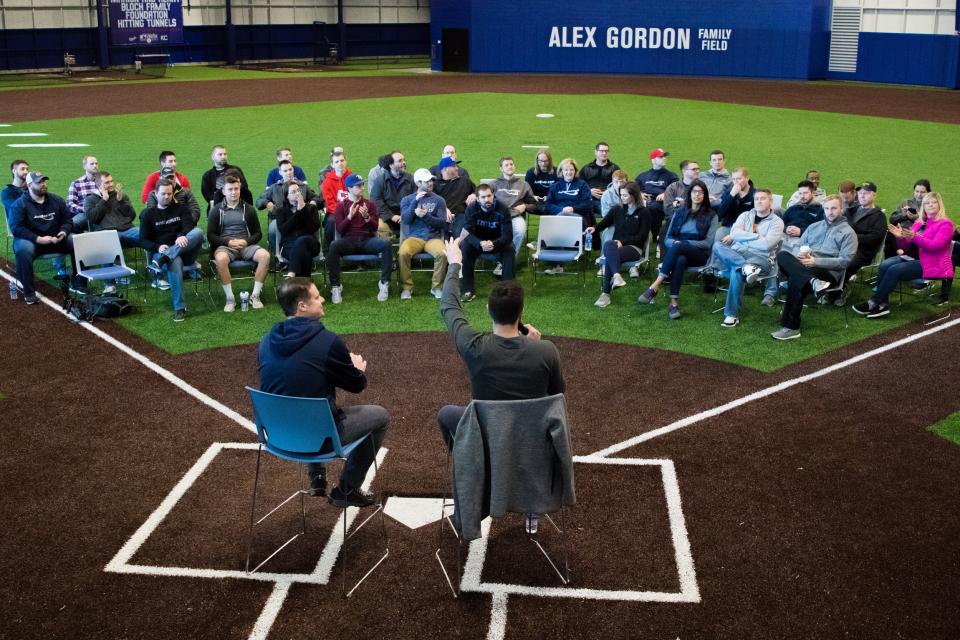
[865, 303, 890, 319]
[852, 301, 875, 315]
[172, 309, 186, 322]
[328, 485, 375, 508]
[308, 474, 327, 497]
[461, 291, 476, 303]
[24, 293, 39, 305]
[702, 271, 718, 293]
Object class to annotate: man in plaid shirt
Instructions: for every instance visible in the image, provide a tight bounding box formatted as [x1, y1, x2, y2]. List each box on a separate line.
[67, 155, 100, 230]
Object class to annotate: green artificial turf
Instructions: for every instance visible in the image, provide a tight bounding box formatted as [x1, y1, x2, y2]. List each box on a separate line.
[929, 411, 960, 447]
[3, 91, 958, 369]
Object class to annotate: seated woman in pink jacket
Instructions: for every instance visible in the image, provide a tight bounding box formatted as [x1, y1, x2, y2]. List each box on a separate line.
[853, 192, 954, 318]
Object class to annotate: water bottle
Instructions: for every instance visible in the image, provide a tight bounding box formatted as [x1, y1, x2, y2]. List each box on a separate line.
[240, 290, 249, 312]
[9, 280, 18, 300]
[584, 231, 593, 252]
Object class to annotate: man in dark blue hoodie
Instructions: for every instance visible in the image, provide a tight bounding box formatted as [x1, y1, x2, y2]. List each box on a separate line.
[258, 278, 390, 508]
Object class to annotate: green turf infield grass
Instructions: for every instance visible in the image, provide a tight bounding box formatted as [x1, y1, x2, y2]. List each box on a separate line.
[929, 411, 960, 447]
[3, 91, 957, 369]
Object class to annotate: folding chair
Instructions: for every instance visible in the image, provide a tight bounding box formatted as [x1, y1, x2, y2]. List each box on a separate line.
[72, 229, 137, 297]
[531, 216, 584, 287]
[436, 394, 576, 597]
[245, 387, 389, 598]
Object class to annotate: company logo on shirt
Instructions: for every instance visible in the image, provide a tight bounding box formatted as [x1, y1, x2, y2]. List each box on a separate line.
[33, 212, 56, 222]
[557, 188, 581, 197]
[497, 188, 520, 197]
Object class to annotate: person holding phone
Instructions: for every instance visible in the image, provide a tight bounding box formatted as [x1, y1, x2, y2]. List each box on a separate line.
[274, 181, 321, 279]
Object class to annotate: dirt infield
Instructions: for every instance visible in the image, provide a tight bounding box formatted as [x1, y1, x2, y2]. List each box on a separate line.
[2, 73, 959, 124]
[2, 272, 960, 639]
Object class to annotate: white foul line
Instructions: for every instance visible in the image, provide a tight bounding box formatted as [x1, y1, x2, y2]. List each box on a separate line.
[248, 582, 291, 640]
[486, 592, 509, 640]
[0, 270, 255, 435]
[588, 316, 960, 458]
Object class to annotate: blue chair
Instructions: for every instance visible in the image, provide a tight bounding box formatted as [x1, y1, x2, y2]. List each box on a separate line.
[245, 387, 389, 597]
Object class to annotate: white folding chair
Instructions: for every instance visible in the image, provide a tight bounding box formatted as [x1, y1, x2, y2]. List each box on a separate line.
[73, 229, 136, 294]
[532, 216, 584, 287]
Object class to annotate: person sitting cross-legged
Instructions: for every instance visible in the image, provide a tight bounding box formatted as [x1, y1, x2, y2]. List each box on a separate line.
[328, 174, 392, 304]
[707, 189, 784, 327]
[140, 179, 205, 322]
[274, 181, 321, 279]
[587, 181, 652, 309]
[853, 192, 954, 319]
[208, 174, 271, 312]
[771, 194, 858, 340]
[458, 183, 514, 303]
[638, 179, 718, 319]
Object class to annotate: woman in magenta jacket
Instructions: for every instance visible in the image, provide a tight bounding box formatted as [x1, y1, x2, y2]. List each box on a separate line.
[853, 192, 954, 318]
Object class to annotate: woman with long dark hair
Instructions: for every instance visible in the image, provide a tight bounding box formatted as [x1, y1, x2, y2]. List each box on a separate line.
[274, 181, 321, 278]
[587, 181, 652, 308]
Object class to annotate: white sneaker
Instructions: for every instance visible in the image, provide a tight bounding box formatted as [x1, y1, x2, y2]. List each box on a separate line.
[612, 273, 627, 288]
[810, 278, 831, 294]
[526, 241, 537, 252]
[544, 265, 564, 275]
[430, 287, 443, 299]
[223, 301, 236, 313]
[628, 265, 640, 279]
[721, 315, 739, 328]
[152, 278, 171, 291]
[493, 262, 503, 276]
[743, 264, 762, 284]
[400, 290, 412, 300]
[249, 295, 264, 309]
[377, 281, 389, 302]
[594, 292, 611, 308]
[331, 285, 343, 304]
[102, 285, 117, 295]
[596, 267, 604, 277]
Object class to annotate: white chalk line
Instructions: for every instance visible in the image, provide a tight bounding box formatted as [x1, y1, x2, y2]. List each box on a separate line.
[462, 457, 699, 604]
[0, 132, 48, 137]
[7, 143, 90, 148]
[588, 316, 960, 458]
[486, 592, 509, 640]
[0, 269, 256, 435]
[248, 582, 291, 640]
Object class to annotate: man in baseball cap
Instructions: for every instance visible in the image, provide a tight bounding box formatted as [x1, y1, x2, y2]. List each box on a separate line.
[634, 148, 677, 247]
[841, 180, 886, 294]
[8, 171, 79, 304]
[397, 168, 449, 299]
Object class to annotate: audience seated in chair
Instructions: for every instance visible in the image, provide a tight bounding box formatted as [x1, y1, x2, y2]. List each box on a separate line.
[274, 181, 321, 279]
[587, 181, 653, 309]
[780, 180, 824, 253]
[328, 174, 392, 303]
[458, 183, 514, 303]
[84, 170, 143, 294]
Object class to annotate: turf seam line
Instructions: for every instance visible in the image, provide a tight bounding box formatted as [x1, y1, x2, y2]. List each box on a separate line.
[0, 270, 257, 435]
[587, 316, 960, 458]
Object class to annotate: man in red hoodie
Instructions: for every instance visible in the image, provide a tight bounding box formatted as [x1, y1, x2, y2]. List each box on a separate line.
[321, 151, 352, 248]
[141, 150, 190, 204]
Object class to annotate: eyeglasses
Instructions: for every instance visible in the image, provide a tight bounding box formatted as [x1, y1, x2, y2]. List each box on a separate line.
[687, 167, 700, 172]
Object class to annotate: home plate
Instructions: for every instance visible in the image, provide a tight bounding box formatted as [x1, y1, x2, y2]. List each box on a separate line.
[383, 497, 450, 529]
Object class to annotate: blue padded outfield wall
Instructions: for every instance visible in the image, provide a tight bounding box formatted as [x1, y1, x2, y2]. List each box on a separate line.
[430, 0, 960, 89]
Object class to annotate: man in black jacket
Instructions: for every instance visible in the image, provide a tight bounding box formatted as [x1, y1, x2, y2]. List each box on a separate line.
[200, 145, 252, 215]
[258, 278, 389, 506]
[459, 184, 513, 302]
[845, 181, 887, 285]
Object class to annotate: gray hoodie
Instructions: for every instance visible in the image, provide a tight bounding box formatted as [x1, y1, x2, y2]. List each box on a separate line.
[790, 215, 859, 283]
[491, 175, 536, 218]
[730, 208, 785, 268]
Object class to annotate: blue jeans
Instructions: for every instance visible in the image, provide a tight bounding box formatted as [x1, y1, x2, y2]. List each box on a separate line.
[328, 236, 392, 286]
[873, 256, 923, 305]
[13, 236, 75, 296]
[659, 240, 709, 297]
[711, 243, 777, 318]
[152, 227, 203, 311]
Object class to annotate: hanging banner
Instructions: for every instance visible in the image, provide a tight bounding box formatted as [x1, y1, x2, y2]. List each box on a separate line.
[109, 0, 184, 46]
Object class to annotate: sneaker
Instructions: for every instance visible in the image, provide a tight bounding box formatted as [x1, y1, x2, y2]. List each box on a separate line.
[596, 267, 604, 278]
[702, 270, 718, 293]
[152, 254, 170, 270]
[761, 294, 776, 307]
[638, 287, 657, 304]
[721, 316, 739, 328]
[594, 292, 611, 308]
[173, 309, 186, 322]
[493, 262, 503, 276]
[865, 303, 890, 319]
[400, 289, 412, 300]
[743, 264, 762, 284]
[377, 280, 389, 302]
[328, 485, 375, 508]
[544, 265, 564, 275]
[526, 241, 537, 252]
[852, 300, 876, 315]
[102, 285, 117, 295]
[628, 265, 640, 279]
[223, 301, 236, 313]
[668, 304, 681, 320]
[461, 291, 476, 303]
[524, 512, 539, 535]
[24, 293, 39, 305]
[152, 279, 171, 291]
[430, 287, 443, 299]
[771, 327, 801, 340]
[612, 273, 627, 289]
[308, 474, 327, 498]
[249, 295, 264, 310]
[331, 285, 343, 304]
[810, 278, 831, 294]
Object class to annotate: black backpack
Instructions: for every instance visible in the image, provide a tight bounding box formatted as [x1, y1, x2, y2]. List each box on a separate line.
[88, 294, 133, 318]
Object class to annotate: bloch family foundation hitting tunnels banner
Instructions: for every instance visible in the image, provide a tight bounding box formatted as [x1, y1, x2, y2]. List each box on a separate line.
[109, 0, 184, 46]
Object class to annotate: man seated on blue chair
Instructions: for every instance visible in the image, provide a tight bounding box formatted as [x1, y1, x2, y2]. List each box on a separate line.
[83, 170, 142, 295]
[398, 168, 449, 300]
[458, 183, 514, 303]
[140, 179, 204, 322]
[705, 189, 784, 327]
[209, 174, 271, 312]
[258, 277, 390, 507]
[9, 171, 78, 304]
[328, 174, 392, 304]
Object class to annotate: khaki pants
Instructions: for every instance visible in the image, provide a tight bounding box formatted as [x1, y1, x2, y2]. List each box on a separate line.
[378, 220, 397, 241]
[398, 237, 447, 291]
